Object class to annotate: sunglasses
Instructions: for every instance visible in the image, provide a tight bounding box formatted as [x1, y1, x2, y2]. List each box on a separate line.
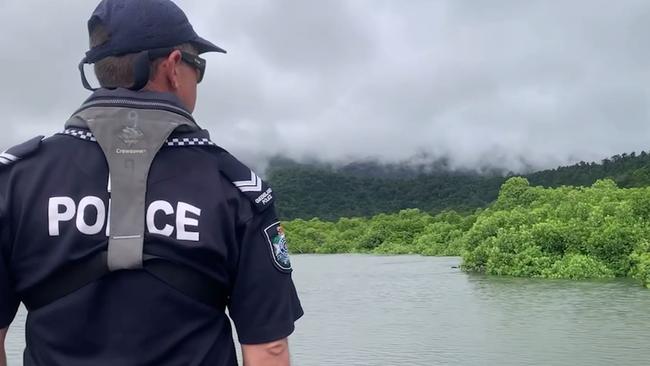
[148, 48, 207, 83]
[179, 52, 206, 83]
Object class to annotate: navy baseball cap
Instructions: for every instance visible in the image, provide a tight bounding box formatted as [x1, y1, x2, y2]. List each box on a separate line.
[84, 0, 226, 64]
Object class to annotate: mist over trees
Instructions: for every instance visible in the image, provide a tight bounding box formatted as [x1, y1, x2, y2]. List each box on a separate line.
[268, 149, 650, 220]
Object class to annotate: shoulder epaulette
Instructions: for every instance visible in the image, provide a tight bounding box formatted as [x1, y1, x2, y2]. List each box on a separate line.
[216, 152, 275, 212]
[0, 136, 44, 168]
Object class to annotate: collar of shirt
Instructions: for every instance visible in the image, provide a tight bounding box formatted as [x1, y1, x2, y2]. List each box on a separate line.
[86, 88, 189, 112]
[74, 88, 202, 131]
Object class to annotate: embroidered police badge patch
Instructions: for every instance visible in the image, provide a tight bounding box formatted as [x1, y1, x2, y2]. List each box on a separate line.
[264, 222, 292, 272]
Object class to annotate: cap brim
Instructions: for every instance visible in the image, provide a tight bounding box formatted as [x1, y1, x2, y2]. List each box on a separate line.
[192, 36, 227, 54]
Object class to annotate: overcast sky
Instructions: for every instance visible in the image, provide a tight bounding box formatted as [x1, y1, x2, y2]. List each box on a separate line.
[1, 0, 649, 172]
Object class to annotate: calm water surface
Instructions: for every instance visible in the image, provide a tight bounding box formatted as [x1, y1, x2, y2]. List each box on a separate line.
[7, 255, 650, 365]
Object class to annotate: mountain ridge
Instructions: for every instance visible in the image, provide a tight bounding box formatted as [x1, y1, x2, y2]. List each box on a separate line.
[267, 149, 650, 220]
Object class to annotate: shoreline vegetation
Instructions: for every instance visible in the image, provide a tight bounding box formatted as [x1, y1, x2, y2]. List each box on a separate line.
[283, 177, 650, 288]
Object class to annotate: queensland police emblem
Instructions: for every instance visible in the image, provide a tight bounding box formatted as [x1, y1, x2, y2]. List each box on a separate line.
[264, 222, 292, 272]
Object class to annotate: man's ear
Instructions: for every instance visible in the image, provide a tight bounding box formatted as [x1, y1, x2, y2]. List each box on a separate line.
[164, 50, 183, 90]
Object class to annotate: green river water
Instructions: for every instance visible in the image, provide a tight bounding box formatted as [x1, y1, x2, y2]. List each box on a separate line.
[7, 255, 650, 365]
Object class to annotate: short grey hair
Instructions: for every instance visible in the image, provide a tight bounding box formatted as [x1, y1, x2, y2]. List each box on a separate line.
[89, 23, 197, 89]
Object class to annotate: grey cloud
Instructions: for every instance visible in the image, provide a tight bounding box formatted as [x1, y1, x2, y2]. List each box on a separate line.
[1, 0, 649, 174]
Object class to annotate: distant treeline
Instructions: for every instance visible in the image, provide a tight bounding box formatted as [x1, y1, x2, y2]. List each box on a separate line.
[283, 178, 650, 288]
[284, 208, 475, 256]
[268, 150, 650, 220]
[269, 164, 502, 221]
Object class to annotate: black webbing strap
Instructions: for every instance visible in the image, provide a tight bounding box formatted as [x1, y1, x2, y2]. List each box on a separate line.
[144, 257, 227, 309]
[20, 252, 226, 311]
[21, 252, 109, 311]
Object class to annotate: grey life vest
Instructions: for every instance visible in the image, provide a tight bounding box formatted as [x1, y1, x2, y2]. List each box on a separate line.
[69, 106, 196, 271]
[21, 103, 226, 311]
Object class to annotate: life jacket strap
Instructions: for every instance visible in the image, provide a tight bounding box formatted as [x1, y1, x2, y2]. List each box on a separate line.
[20, 251, 227, 311]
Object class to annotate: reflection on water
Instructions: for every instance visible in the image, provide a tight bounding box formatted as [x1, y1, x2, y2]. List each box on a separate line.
[7, 255, 650, 365]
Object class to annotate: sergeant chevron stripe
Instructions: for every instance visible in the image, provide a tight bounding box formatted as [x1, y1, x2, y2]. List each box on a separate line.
[0, 152, 18, 165]
[233, 171, 263, 192]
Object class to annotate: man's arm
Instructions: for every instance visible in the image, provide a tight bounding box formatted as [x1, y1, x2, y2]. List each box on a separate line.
[242, 338, 290, 366]
[1, 327, 7, 366]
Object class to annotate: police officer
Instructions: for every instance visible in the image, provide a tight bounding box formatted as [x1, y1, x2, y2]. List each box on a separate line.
[0, 0, 303, 365]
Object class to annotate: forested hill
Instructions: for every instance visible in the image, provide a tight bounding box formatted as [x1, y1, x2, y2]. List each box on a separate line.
[527, 151, 650, 188]
[267, 150, 650, 220]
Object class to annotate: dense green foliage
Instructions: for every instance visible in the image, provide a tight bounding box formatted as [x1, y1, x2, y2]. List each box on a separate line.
[461, 178, 650, 287]
[283, 209, 476, 256]
[527, 151, 650, 188]
[283, 178, 650, 288]
[269, 163, 503, 220]
[268, 150, 650, 220]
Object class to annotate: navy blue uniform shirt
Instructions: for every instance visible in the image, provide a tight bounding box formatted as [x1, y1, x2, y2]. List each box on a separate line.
[0, 89, 303, 366]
